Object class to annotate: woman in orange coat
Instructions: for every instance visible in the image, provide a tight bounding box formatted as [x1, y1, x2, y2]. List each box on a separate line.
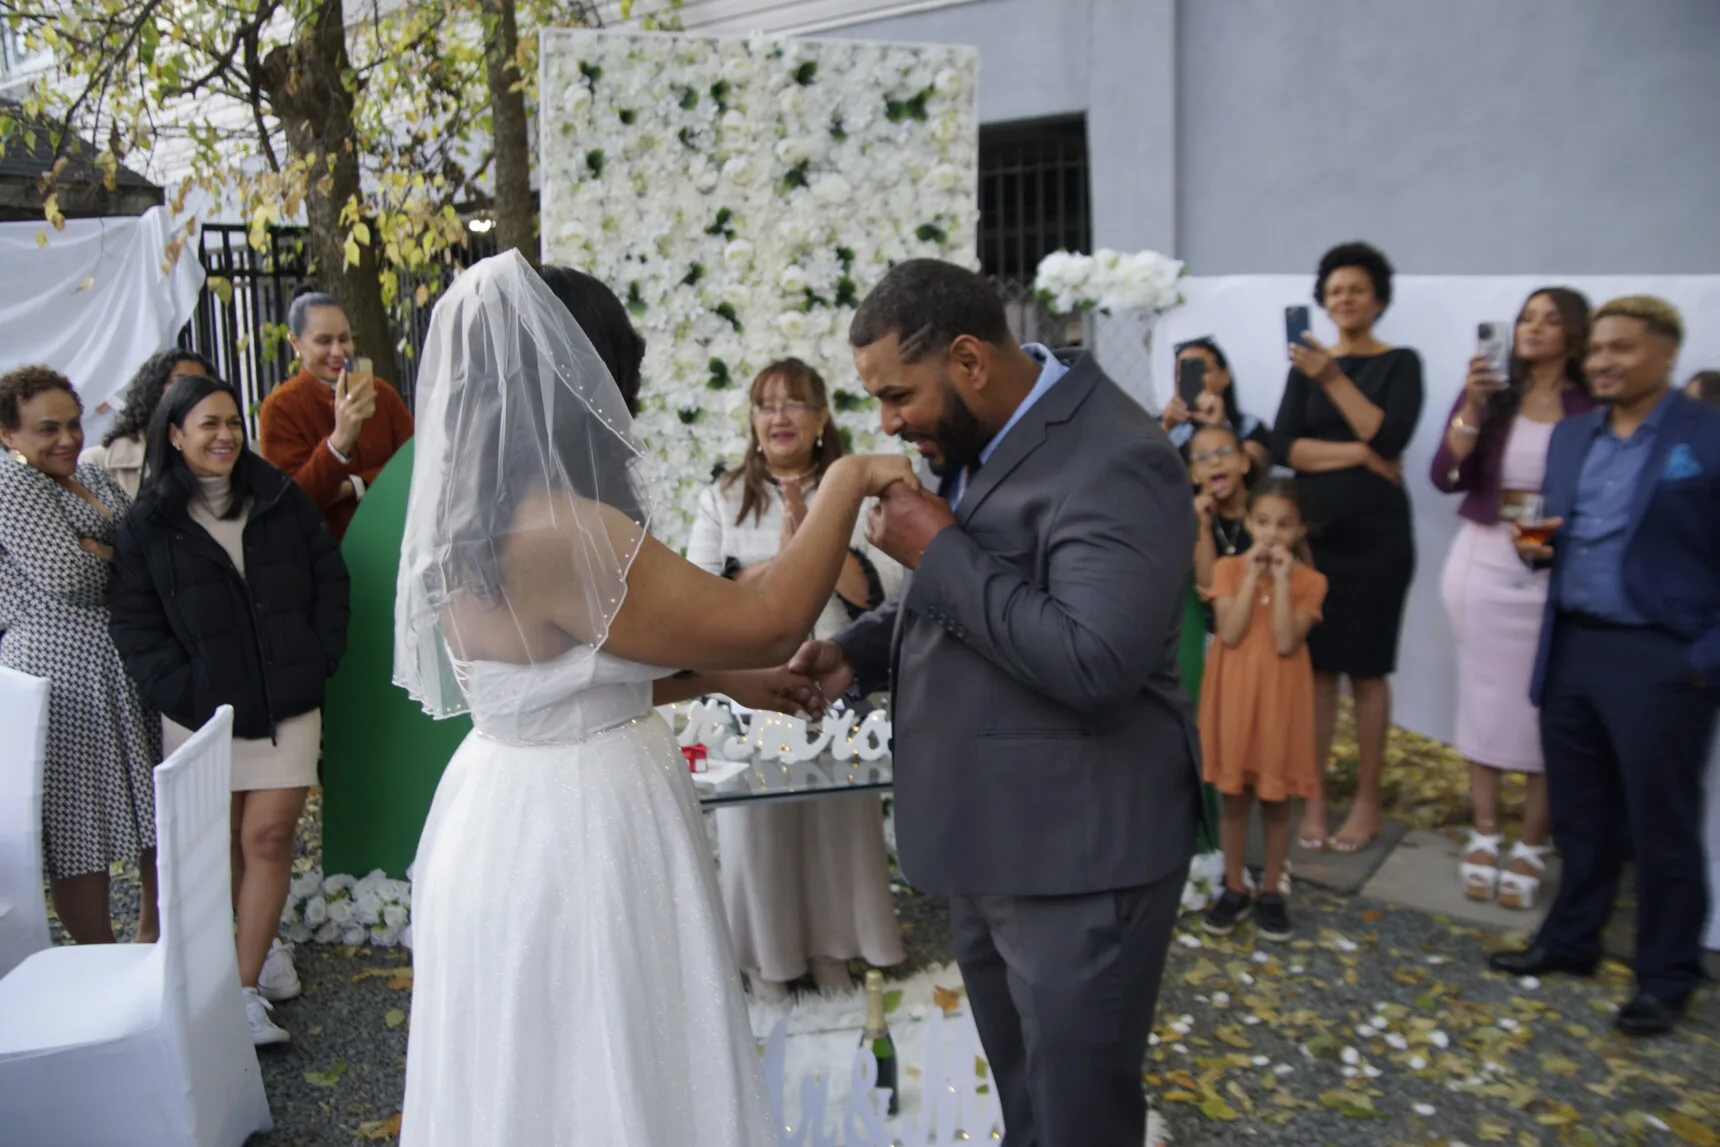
[258, 287, 414, 540]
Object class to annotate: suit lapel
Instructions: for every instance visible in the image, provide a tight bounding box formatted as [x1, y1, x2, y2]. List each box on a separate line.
[1625, 394, 1687, 547]
[1547, 410, 1603, 521]
[955, 355, 1100, 525]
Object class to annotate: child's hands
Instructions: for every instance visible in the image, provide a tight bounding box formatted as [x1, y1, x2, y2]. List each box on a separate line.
[1268, 543, 1294, 579]
[1194, 491, 1215, 527]
[1245, 540, 1272, 573]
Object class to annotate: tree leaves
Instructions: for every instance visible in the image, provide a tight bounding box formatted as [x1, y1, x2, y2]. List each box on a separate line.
[356, 1112, 403, 1140]
[304, 1059, 348, 1088]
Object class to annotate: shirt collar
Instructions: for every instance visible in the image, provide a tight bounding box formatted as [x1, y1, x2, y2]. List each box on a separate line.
[978, 343, 1067, 466]
[1600, 388, 1673, 440]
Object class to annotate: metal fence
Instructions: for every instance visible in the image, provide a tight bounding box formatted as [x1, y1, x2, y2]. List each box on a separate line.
[179, 223, 495, 426]
[991, 275, 1161, 412]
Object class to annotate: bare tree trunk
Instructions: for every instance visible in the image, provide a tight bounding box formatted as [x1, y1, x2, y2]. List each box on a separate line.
[483, 0, 535, 264]
[257, 0, 400, 383]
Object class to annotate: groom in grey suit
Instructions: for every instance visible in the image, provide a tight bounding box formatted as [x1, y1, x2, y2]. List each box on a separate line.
[790, 259, 1201, 1146]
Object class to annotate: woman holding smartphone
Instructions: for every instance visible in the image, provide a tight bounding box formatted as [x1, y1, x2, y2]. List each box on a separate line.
[1163, 338, 1274, 476]
[1271, 242, 1424, 854]
[1431, 288, 1595, 909]
[258, 286, 414, 541]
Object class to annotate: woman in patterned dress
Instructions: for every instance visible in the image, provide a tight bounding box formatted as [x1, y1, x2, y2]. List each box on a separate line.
[0, 366, 161, 944]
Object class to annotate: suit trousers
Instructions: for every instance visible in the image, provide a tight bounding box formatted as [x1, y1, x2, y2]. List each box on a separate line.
[950, 862, 1189, 1147]
[1536, 615, 1717, 1001]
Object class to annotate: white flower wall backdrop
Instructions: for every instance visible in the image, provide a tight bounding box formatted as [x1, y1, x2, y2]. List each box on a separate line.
[540, 29, 981, 545]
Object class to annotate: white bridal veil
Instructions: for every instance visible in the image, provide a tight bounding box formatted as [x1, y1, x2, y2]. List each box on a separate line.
[394, 250, 653, 718]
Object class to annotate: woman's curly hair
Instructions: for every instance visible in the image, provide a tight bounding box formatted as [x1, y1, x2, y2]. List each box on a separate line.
[103, 348, 217, 447]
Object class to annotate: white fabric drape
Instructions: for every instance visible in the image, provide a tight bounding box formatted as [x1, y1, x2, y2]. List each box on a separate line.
[0, 206, 205, 444]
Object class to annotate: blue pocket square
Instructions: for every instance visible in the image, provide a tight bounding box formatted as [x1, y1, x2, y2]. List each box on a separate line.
[1662, 443, 1702, 482]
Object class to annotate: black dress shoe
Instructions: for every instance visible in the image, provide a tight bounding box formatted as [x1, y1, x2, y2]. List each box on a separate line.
[1486, 946, 1598, 978]
[1616, 992, 1683, 1037]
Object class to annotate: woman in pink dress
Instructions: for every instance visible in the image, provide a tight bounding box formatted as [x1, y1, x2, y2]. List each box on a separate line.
[1432, 288, 1596, 909]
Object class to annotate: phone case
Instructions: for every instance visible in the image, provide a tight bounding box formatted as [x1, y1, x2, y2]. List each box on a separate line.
[1285, 306, 1311, 350]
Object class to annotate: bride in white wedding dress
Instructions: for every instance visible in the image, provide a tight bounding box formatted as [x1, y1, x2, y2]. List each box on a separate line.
[394, 251, 914, 1146]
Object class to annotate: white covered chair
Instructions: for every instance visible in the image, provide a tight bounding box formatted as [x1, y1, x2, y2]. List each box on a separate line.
[0, 666, 52, 979]
[0, 706, 273, 1145]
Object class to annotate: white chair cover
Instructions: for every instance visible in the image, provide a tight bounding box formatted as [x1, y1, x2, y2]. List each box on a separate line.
[1705, 725, 1720, 952]
[0, 666, 51, 979]
[0, 706, 273, 1145]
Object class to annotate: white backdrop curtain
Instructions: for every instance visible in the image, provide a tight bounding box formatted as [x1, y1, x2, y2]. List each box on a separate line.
[0, 206, 205, 445]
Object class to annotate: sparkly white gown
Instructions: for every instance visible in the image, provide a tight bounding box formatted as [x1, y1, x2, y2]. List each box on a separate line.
[401, 649, 775, 1146]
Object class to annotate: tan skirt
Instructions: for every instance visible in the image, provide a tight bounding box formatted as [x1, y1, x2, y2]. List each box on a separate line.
[162, 710, 321, 791]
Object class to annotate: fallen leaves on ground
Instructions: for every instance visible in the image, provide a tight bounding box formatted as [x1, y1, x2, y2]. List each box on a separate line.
[385, 1008, 407, 1030]
[304, 1058, 348, 1088]
[931, 985, 964, 1014]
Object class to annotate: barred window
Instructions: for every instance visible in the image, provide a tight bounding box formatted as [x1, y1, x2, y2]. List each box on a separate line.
[979, 116, 1091, 287]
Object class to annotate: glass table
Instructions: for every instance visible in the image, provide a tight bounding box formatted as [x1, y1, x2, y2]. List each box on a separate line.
[694, 752, 894, 807]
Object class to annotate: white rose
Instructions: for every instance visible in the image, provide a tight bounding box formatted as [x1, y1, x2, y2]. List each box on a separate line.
[778, 265, 811, 294]
[811, 174, 852, 205]
[564, 86, 592, 118]
[926, 163, 965, 192]
[283, 921, 314, 945]
[721, 156, 750, 183]
[383, 904, 409, 930]
[777, 215, 813, 247]
[378, 878, 410, 904]
[773, 137, 813, 166]
[776, 311, 811, 340]
[326, 899, 355, 926]
[723, 239, 755, 267]
[304, 897, 329, 926]
[353, 888, 385, 926]
[341, 926, 368, 947]
[721, 109, 748, 133]
[401, 925, 413, 950]
[315, 921, 344, 944]
[778, 87, 807, 117]
[721, 55, 752, 84]
[693, 163, 720, 193]
[290, 872, 322, 902]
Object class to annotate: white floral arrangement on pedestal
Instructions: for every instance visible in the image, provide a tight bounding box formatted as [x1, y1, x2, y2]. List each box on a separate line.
[281, 869, 413, 949]
[1032, 248, 1186, 316]
[539, 29, 981, 546]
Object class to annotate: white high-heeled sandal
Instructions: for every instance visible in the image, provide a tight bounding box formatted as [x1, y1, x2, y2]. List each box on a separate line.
[1461, 830, 1503, 901]
[1498, 841, 1551, 910]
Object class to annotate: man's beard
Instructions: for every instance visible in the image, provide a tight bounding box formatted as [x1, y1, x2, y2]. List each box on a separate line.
[920, 376, 988, 478]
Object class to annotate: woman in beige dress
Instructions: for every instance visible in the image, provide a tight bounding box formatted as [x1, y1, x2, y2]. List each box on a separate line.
[686, 359, 905, 998]
[110, 373, 350, 1046]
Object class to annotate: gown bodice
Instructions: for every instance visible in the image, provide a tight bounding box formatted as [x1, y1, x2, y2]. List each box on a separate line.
[458, 647, 666, 745]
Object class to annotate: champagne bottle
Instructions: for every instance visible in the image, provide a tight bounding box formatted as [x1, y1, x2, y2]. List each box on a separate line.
[860, 969, 899, 1116]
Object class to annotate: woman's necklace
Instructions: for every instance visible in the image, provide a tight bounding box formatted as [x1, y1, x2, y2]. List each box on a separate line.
[1214, 515, 1245, 555]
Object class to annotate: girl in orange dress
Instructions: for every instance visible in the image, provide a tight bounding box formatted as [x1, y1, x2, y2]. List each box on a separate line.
[1198, 478, 1327, 941]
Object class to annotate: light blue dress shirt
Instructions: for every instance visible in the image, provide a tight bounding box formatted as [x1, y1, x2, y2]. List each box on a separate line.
[948, 343, 1067, 508]
[1559, 395, 1671, 625]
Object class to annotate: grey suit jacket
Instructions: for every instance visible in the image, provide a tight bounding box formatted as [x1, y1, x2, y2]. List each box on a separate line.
[836, 355, 1202, 898]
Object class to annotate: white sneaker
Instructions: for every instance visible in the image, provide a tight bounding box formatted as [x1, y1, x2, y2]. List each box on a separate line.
[244, 986, 290, 1046]
[1146, 1105, 1170, 1145]
[257, 939, 301, 1002]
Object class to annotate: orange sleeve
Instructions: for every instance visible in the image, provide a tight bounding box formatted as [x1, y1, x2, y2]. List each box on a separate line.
[1293, 566, 1328, 620]
[259, 387, 354, 511]
[1210, 555, 1245, 600]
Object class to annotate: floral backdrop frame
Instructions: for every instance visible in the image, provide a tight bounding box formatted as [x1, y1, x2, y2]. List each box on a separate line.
[539, 28, 981, 545]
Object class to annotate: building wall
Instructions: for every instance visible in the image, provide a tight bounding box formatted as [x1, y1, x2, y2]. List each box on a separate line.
[826, 0, 1176, 256]
[1178, 0, 1720, 274]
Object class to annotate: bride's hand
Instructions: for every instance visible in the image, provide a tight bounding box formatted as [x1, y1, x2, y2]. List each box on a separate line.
[837, 453, 920, 499]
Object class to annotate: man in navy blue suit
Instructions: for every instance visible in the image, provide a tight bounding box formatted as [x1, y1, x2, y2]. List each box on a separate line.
[1490, 296, 1720, 1035]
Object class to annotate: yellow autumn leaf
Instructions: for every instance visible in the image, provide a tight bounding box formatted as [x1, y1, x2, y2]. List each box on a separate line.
[1477, 1116, 1512, 1141]
[36, 231, 48, 247]
[931, 985, 963, 1015]
[1666, 1114, 1720, 1147]
[75, 276, 94, 292]
[344, 234, 362, 270]
[385, 1008, 406, 1030]
[388, 968, 414, 991]
[356, 1112, 403, 1140]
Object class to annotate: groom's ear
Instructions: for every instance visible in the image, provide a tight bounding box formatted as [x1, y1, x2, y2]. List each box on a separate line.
[945, 334, 991, 395]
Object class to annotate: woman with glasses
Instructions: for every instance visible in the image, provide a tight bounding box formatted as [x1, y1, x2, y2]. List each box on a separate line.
[685, 358, 904, 1001]
[1163, 338, 1274, 477]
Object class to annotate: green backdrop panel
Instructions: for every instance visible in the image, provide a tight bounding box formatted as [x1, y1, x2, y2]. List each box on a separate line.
[321, 439, 471, 878]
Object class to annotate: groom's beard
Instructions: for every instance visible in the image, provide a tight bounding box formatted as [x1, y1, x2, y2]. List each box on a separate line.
[918, 378, 988, 478]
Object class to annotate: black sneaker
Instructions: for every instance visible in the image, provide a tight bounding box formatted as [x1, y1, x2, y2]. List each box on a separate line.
[1254, 893, 1293, 942]
[1203, 887, 1253, 934]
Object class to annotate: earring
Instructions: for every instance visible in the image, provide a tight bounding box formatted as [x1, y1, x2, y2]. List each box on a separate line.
[6, 447, 28, 467]
[173, 443, 183, 452]
[815, 435, 824, 449]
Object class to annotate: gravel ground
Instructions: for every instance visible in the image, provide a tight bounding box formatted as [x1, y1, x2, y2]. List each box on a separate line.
[62, 809, 1718, 1146]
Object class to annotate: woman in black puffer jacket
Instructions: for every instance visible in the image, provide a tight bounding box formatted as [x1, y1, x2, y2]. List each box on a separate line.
[109, 374, 349, 1046]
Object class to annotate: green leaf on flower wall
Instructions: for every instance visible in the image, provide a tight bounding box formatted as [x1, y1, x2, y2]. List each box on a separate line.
[678, 408, 704, 425]
[585, 149, 604, 177]
[793, 61, 819, 86]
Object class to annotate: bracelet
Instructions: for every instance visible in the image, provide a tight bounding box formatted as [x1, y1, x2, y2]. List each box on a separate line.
[1450, 413, 1480, 438]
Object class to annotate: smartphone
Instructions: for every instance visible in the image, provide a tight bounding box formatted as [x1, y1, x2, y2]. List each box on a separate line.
[1476, 323, 1510, 388]
[1285, 305, 1311, 353]
[1177, 356, 1207, 407]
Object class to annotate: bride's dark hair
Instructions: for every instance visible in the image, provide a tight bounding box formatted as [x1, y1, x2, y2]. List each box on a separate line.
[436, 264, 649, 610]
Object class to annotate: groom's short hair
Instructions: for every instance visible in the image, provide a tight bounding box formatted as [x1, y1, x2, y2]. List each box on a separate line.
[850, 258, 1013, 363]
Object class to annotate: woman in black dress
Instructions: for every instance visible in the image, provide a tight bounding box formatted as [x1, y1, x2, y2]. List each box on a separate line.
[1272, 242, 1424, 853]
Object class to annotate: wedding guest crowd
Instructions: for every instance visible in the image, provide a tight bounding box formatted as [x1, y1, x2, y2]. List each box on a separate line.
[687, 357, 904, 1000]
[259, 287, 414, 540]
[0, 366, 162, 945]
